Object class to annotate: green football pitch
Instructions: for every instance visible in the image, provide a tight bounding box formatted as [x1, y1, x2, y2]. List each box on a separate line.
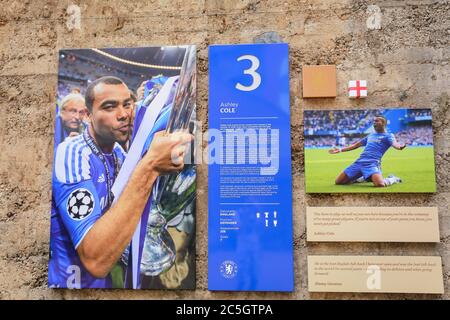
[304, 146, 436, 193]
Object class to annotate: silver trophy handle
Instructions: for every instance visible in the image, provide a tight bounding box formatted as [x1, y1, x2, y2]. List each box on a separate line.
[153, 45, 197, 206]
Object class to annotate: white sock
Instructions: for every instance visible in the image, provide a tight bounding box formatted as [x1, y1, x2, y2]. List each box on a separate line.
[383, 176, 397, 186]
[355, 176, 365, 183]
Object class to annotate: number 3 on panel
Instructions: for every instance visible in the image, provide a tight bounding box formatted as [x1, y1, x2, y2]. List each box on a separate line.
[235, 55, 261, 92]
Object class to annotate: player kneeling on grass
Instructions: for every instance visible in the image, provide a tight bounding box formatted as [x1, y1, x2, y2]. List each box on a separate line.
[328, 116, 406, 188]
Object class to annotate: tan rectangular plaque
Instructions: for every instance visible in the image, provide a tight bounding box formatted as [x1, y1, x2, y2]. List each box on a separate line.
[306, 207, 440, 242]
[308, 255, 444, 294]
[302, 65, 337, 98]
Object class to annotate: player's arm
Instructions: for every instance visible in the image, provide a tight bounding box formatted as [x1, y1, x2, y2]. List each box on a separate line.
[392, 140, 406, 150]
[77, 131, 192, 278]
[328, 141, 363, 154]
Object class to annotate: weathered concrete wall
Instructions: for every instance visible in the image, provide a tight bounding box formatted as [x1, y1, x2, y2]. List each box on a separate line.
[0, 0, 449, 299]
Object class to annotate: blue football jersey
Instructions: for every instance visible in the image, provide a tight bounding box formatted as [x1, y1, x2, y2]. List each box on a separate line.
[49, 133, 126, 288]
[356, 132, 395, 163]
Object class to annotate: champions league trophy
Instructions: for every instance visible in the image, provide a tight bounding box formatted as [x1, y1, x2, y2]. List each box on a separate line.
[140, 46, 197, 276]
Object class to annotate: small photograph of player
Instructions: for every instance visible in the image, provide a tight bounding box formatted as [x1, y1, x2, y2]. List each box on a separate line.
[304, 108, 436, 193]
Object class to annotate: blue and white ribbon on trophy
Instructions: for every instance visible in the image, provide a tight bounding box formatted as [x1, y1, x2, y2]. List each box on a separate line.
[111, 76, 178, 289]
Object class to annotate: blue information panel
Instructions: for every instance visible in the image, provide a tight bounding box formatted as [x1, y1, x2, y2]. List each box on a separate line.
[208, 43, 293, 291]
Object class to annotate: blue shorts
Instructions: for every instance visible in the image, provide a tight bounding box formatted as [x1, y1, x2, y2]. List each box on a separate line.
[343, 161, 382, 181]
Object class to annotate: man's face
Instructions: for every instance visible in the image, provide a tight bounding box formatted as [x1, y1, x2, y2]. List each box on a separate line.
[373, 117, 386, 132]
[90, 83, 133, 146]
[61, 99, 86, 131]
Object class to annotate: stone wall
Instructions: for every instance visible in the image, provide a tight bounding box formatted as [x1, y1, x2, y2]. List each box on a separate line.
[0, 0, 449, 299]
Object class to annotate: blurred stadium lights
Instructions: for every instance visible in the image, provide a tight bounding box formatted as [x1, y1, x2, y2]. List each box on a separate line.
[91, 48, 182, 70]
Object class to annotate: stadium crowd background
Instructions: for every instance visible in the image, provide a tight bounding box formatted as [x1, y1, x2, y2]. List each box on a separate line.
[56, 47, 185, 106]
[54, 47, 187, 151]
[304, 109, 433, 148]
[57, 52, 142, 102]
